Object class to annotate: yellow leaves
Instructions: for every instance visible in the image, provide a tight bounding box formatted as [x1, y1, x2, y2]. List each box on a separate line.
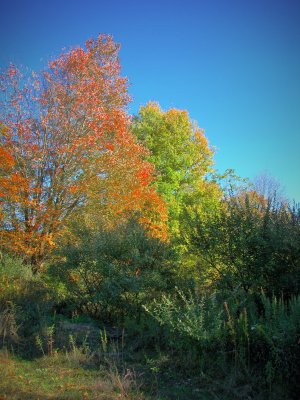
[68, 272, 80, 283]
[68, 185, 78, 194]
[231, 189, 270, 217]
[45, 235, 56, 248]
[132, 101, 218, 240]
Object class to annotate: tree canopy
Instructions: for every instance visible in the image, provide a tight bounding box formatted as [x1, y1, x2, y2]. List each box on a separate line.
[0, 36, 167, 269]
[132, 102, 221, 239]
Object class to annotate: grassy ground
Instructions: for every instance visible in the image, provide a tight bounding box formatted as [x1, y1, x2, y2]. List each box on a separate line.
[0, 349, 219, 400]
[0, 348, 261, 400]
[0, 349, 144, 400]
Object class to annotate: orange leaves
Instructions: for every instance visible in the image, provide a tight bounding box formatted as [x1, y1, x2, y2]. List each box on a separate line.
[136, 168, 152, 186]
[106, 142, 114, 152]
[0, 146, 15, 171]
[0, 35, 168, 268]
[0, 130, 29, 202]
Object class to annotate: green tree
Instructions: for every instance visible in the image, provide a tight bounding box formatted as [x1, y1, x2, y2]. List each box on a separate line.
[186, 188, 300, 295]
[132, 102, 221, 240]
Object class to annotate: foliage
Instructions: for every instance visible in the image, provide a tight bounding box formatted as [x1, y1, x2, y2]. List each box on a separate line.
[185, 189, 300, 295]
[0, 254, 56, 350]
[49, 219, 175, 322]
[144, 288, 300, 398]
[144, 289, 224, 346]
[0, 301, 20, 346]
[251, 293, 300, 394]
[0, 36, 167, 270]
[132, 102, 220, 239]
[1, 33, 299, 399]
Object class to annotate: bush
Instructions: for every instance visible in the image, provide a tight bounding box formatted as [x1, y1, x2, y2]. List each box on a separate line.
[144, 289, 224, 346]
[49, 219, 175, 323]
[185, 194, 300, 296]
[250, 293, 300, 397]
[144, 288, 300, 397]
[0, 254, 57, 354]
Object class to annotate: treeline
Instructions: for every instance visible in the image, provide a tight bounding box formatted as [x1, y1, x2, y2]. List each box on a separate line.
[1, 35, 300, 399]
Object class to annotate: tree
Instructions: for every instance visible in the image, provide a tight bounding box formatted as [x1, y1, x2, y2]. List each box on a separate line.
[186, 188, 300, 295]
[132, 102, 220, 240]
[252, 171, 287, 207]
[0, 35, 167, 270]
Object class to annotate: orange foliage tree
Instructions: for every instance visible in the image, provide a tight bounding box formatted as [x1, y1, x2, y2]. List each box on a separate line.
[0, 35, 167, 270]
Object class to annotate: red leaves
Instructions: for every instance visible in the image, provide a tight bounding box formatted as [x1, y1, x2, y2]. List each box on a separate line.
[136, 166, 152, 185]
[0, 35, 168, 268]
[0, 146, 15, 171]
[7, 64, 18, 77]
[106, 142, 114, 152]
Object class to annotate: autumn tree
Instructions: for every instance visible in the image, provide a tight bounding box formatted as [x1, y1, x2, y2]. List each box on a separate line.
[0, 35, 166, 270]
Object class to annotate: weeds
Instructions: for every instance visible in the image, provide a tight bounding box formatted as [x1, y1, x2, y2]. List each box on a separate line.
[0, 301, 20, 346]
[66, 334, 94, 367]
[144, 289, 300, 398]
[108, 366, 144, 399]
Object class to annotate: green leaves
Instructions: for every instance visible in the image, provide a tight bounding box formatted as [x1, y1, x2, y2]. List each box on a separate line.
[50, 219, 175, 322]
[132, 102, 220, 239]
[186, 190, 300, 295]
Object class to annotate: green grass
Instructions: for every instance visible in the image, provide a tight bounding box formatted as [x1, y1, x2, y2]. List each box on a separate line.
[0, 349, 220, 400]
[0, 344, 291, 400]
[0, 349, 146, 400]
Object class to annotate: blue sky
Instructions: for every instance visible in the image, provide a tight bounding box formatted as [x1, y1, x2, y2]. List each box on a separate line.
[1, 0, 300, 201]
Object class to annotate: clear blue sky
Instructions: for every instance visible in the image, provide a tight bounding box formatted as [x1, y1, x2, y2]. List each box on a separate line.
[1, 0, 299, 201]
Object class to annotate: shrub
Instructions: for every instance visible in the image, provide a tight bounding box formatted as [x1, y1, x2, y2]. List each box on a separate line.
[49, 219, 175, 323]
[144, 289, 224, 345]
[144, 288, 300, 397]
[185, 194, 300, 296]
[0, 254, 56, 353]
[250, 293, 300, 396]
